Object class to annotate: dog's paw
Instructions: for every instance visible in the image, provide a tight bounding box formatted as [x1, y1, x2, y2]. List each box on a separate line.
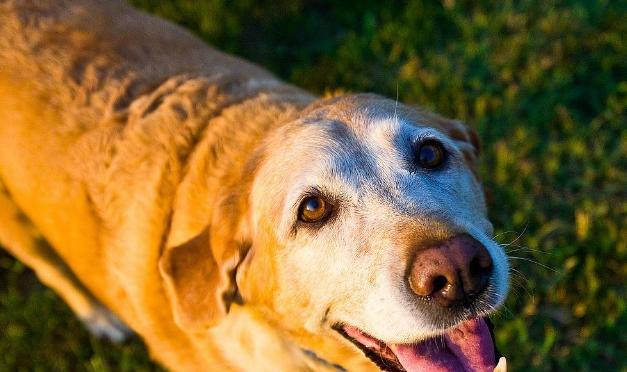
[80, 304, 133, 343]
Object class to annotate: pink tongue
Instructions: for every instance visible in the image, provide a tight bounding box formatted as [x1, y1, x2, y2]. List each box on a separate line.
[390, 318, 495, 372]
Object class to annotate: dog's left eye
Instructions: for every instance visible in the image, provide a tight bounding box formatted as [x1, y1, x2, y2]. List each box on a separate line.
[298, 196, 331, 223]
[414, 139, 447, 169]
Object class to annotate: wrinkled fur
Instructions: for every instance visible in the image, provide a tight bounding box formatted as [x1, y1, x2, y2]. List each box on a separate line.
[0, 1, 506, 371]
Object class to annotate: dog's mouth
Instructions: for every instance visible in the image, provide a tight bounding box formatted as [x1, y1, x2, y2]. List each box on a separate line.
[335, 317, 500, 372]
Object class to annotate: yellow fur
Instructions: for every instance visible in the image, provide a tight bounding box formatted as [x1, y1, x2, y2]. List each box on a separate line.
[0, 1, 486, 371]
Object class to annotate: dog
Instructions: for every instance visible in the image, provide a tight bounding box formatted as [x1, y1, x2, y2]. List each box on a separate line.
[0, 1, 509, 371]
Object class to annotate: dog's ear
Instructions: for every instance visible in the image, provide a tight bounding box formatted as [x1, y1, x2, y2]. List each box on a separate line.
[158, 114, 264, 332]
[159, 225, 243, 332]
[159, 181, 252, 332]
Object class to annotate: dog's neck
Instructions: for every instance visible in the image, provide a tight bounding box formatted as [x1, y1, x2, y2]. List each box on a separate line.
[164, 77, 314, 248]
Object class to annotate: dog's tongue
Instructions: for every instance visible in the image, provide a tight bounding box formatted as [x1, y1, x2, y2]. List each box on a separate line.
[390, 318, 496, 372]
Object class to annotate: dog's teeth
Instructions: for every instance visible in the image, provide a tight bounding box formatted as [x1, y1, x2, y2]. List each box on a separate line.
[493, 357, 507, 372]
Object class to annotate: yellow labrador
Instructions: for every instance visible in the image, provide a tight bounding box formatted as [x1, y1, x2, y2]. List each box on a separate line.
[0, 1, 508, 371]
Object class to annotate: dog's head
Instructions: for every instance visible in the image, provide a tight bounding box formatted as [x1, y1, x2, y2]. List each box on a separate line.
[160, 93, 508, 371]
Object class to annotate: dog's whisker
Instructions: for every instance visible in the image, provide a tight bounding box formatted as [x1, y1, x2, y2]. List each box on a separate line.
[496, 222, 529, 247]
[505, 285, 522, 298]
[505, 246, 552, 255]
[507, 286, 522, 297]
[500, 242, 524, 248]
[510, 268, 532, 297]
[476, 294, 512, 320]
[508, 272, 528, 286]
[508, 256, 558, 273]
[508, 275, 533, 298]
[492, 230, 519, 240]
[501, 242, 549, 253]
[509, 267, 528, 276]
[509, 221, 529, 246]
[499, 241, 527, 249]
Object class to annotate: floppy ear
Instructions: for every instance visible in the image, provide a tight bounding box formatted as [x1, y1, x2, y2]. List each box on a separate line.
[159, 226, 243, 332]
[159, 131, 264, 332]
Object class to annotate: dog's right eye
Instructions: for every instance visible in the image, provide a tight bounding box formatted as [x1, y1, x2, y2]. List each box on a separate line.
[298, 196, 331, 223]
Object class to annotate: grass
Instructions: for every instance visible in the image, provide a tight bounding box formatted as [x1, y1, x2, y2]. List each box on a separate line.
[1, 0, 625, 370]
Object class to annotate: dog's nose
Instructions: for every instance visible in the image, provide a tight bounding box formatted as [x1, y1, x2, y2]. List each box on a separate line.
[409, 234, 493, 307]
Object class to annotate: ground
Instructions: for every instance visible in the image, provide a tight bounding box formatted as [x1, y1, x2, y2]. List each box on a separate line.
[1, 0, 625, 371]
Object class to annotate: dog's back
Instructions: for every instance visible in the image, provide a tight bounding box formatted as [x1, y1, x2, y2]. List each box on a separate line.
[0, 1, 315, 369]
[0, 0, 264, 303]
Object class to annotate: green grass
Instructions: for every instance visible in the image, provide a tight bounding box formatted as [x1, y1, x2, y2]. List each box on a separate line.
[1, 0, 625, 370]
[0, 252, 160, 371]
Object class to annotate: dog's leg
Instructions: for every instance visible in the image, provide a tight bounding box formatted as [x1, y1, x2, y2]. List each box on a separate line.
[0, 182, 132, 342]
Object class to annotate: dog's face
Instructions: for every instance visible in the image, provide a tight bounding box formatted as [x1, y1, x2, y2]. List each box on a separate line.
[237, 94, 509, 370]
[160, 93, 509, 371]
